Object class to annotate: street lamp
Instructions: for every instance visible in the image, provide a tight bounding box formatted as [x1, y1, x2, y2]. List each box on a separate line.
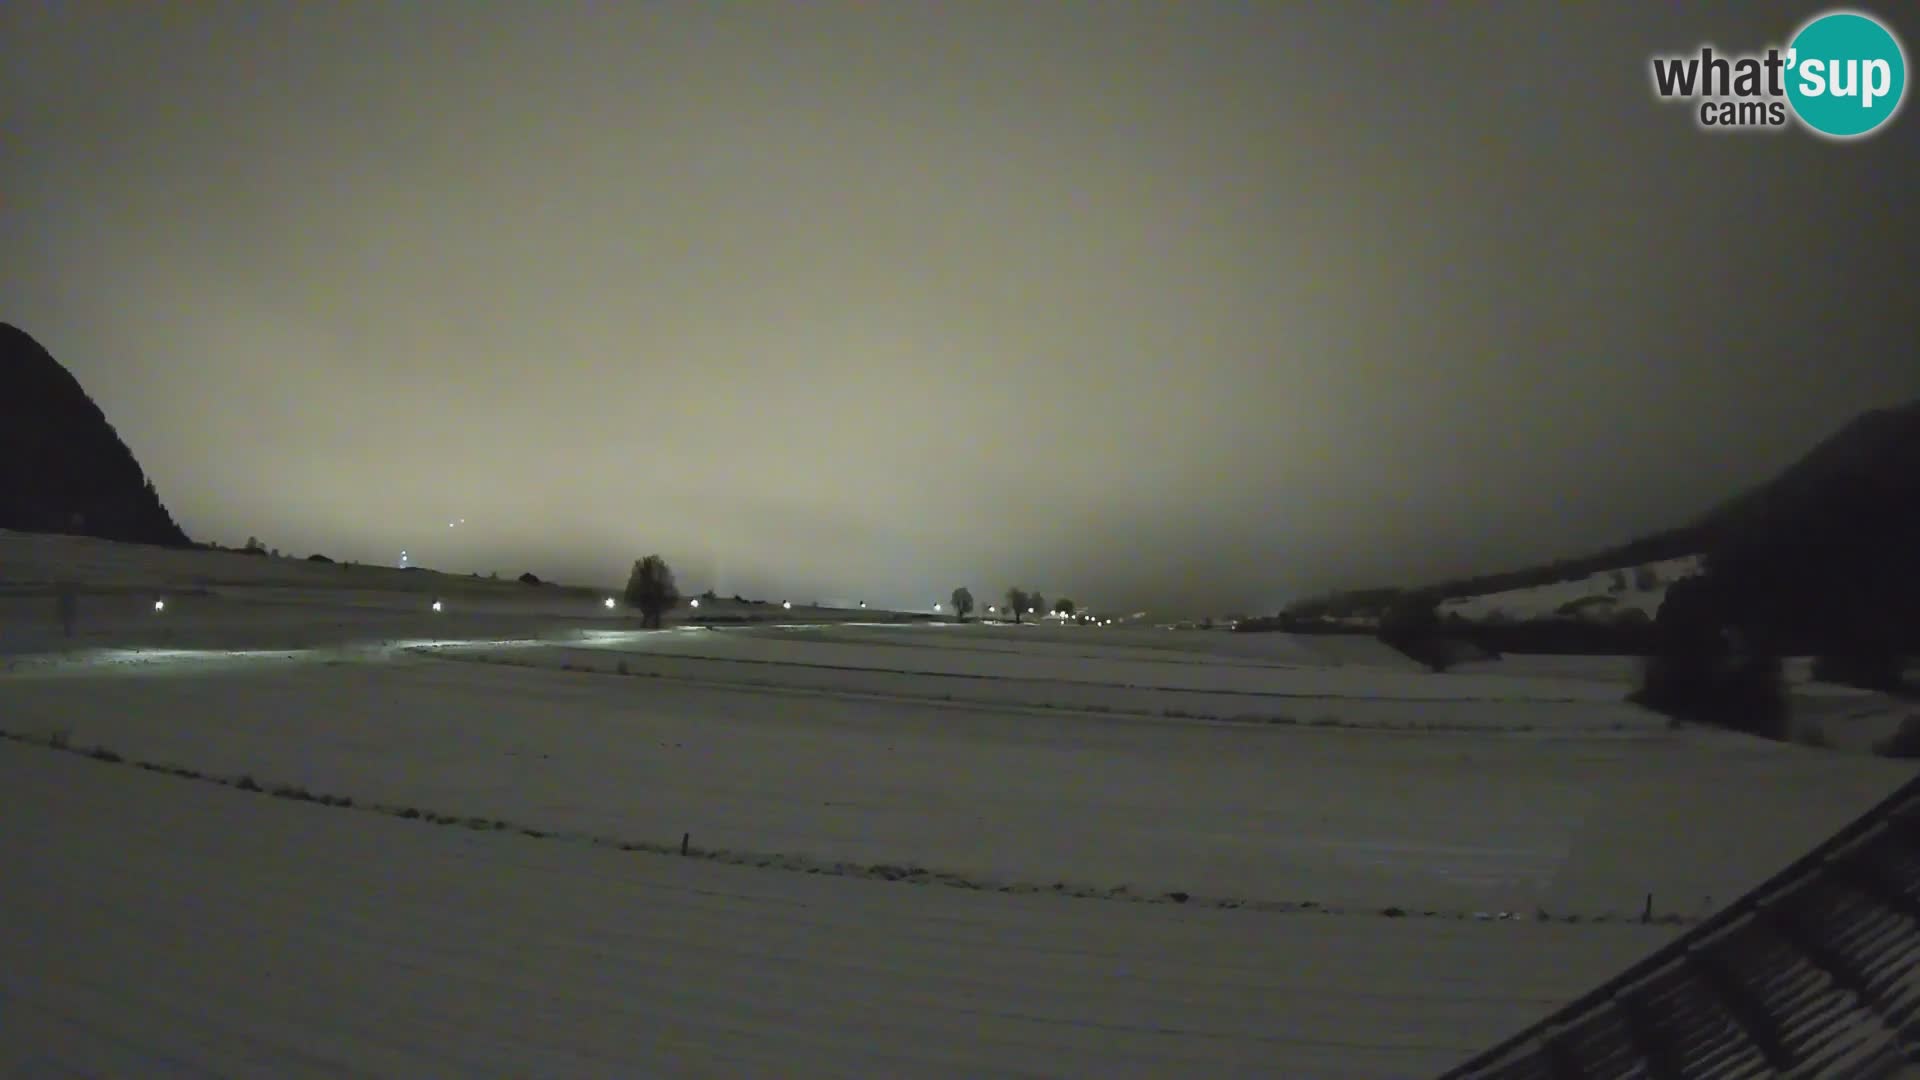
[604, 597, 616, 609]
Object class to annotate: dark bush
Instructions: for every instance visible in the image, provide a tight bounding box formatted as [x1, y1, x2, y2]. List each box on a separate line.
[1633, 575, 1724, 714]
[1632, 575, 1789, 740]
[518, 572, 542, 586]
[1377, 592, 1454, 671]
[307, 553, 333, 563]
[1875, 715, 1920, 759]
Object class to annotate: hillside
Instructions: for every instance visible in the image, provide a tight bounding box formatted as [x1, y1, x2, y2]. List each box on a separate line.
[0, 323, 191, 547]
[1703, 401, 1920, 539]
[1705, 400, 1920, 650]
[1284, 398, 1920, 625]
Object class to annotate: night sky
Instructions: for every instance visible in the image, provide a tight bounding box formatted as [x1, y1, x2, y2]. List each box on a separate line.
[2, 3, 1914, 613]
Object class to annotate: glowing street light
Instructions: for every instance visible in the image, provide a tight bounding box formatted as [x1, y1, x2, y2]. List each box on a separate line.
[783, 600, 793, 610]
[604, 597, 616, 609]
[690, 598, 700, 608]
[153, 599, 166, 613]
[933, 602, 942, 612]
[431, 600, 444, 612]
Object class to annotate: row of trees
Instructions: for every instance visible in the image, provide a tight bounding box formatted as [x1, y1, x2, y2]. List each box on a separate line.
[948, 587, 1077, 623]
[622, 555, 1105, 633]
[623, 558, 1089, 631]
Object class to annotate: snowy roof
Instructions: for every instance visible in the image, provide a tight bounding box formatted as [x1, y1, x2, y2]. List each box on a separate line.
[1439, 768, 1920, 1077]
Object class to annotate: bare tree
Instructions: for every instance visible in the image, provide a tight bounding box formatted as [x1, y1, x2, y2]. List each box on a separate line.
[1005, 587, 1028, 624]
[950, 587, 974, 621]
[624, 554, 680, 629]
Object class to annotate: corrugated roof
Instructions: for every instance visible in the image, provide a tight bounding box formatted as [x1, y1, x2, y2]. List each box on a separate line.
[1439, 769, 1920, 1079]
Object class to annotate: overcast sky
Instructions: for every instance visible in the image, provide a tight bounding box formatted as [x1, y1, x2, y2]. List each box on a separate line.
[2, 2, 1914, 613]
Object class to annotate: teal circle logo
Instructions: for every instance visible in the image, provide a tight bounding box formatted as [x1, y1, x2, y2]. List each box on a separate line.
[1786, 10, 1907, 138]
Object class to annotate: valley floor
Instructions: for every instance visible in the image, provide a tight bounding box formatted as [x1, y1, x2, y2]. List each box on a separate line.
[0, 740, 1673, 1079]
[3, 533, 1912, 1075]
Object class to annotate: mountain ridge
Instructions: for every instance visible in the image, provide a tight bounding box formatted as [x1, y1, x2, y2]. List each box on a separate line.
[1, 322, 192, 548]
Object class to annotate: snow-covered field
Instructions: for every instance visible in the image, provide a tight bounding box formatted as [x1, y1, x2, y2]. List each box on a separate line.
[2, 532, 1912, 1075]
[2, 741, 1681, 1079]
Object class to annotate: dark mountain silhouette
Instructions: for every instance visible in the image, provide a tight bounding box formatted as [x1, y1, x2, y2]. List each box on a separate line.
[1279, 399, 1920, 627]
[1703, 400, 1920, 654]
[1703, 401, 1920, 539]
[1, 322, 192, 547]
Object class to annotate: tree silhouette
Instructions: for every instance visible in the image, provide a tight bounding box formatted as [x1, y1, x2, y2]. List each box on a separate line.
[1005, 587, 1028, 624]
[1377, 590, 1450, 672]
[624, 554, 680, 629]
[1052, 598, 1076, 617]
[950, 587, 974, 621]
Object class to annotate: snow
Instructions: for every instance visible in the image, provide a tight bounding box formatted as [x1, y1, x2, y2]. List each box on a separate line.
[7, 644, 1899, 916]
[1437, 554, 1705, 623]
[2, 532, 1912, 1074]
[0, 742, 1677, 1079]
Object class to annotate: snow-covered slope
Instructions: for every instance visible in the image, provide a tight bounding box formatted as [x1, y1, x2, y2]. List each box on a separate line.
[1438, 555, 1705, 623]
